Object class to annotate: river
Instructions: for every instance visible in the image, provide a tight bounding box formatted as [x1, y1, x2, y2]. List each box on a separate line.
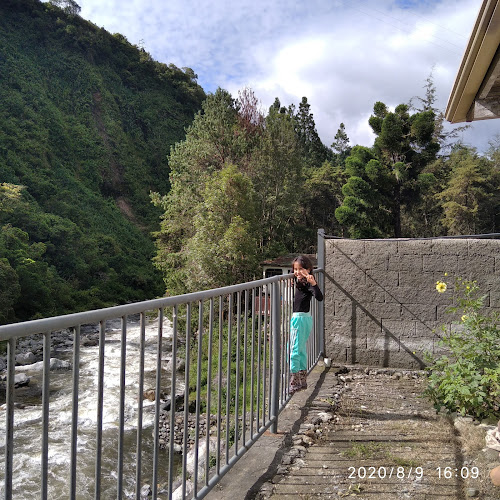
[0, 315, 179, 499]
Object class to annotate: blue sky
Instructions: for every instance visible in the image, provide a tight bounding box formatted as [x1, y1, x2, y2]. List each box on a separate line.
[75, 0, 498, 153]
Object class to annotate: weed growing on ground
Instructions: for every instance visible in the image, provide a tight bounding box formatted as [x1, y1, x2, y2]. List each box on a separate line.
[424, 277, 500, 420]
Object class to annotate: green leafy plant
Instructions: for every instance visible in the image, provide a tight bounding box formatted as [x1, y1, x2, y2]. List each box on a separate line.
[424, 277, 500, 419]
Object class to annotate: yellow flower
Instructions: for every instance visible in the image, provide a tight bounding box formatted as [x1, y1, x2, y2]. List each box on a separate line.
[444, 272, 448, 277]
[436, 281, 447, 293]
[461, 315, 468, 322]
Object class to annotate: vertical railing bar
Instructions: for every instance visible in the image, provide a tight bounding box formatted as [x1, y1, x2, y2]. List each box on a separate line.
[268, 284, 273, 421]
[242, 289, 249, 446]
[194, 300, 204, 494]
[234, 291, 241, 456]
[41, 331, 51, 500]
[167, 305, 178, 499]
[4, 337, 15, 500]
[271, 281, 281, 433]
[280, 280, 286, 405]
[95, 320, 105, 500]
[262, 286, 268, 425]
[256, 286, 262, 432]
[135, 312, 146, 500]
[225, 294, 232, 465]
[216, 296, 223, 476]
[70, 325, 80, 500]
[181, 303, 192, 500]
[152, 308, 164, 500]
[117, 316, 127, 500]
[205, 298, 214, 487]
[250, 288, 256, 438]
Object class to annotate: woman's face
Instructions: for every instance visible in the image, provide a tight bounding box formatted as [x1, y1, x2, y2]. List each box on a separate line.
[293, 262, 309, 281]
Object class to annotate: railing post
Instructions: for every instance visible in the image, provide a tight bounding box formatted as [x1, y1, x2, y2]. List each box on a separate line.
[270, 280, 281, 433]
[317, 228, 326, 357]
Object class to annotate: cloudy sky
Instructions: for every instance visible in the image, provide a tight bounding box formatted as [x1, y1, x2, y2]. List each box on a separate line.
[77, 0, 498, 153]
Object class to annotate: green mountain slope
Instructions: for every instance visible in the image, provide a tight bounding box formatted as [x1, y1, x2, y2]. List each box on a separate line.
[0, 0, 206, 322]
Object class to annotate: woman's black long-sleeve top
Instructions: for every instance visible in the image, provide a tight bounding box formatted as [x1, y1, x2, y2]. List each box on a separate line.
[293, 281, 323, 313]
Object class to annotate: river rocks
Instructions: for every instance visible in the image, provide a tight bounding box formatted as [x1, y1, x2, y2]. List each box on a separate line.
[14, 373, 30, 387]
[157, 412, 220, 451]
[16, 352, 36, 365]
[140, 484, 152, 498]
[14, 358, 71, 372]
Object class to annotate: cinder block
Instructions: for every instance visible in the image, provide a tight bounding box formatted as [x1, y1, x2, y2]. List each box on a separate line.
[355, 253, 390, 271]
[432, 238, 466, 256]
[364, 240, 398, 256]
[366, 332, 400, 352]
[360, 302, 401, 320]
[397, 239, 433, 254]
[400, 304, 437, 322]
[384, 350, 427, 369]
[422, 254, 459, 273]
[327, 344, 348, 363]
[334, 300, 355, 319]
[355, 283, 386, 303]
[385, 286, 423, 305]
[467, 238, 500, 257]
[398, 338, 434, 354]
[388, 254, 423, 272]
[458, 256, 495, 277]
[333, 239, 365, 255]
[381, 319, 416, 337]
[415, 320, 443, 337]
[366, 269, 399, 287]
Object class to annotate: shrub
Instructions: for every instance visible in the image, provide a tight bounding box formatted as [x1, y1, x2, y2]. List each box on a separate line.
[423, 277, 500, 420]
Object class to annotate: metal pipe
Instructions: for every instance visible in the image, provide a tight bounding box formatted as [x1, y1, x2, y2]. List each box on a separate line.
[4, 337, 15, 500]
[194, 300, 204, 494]
[225, 294, 232, 465]
[167, 305, 178, 499]
[41, 332, 51, 500]
[135, 313, 146, 500]
[181, 303, 192, 499]
[117, 316, 127, 500]
[94, 321, 105, 500]
[270, 281, 281, 433]
[152, 308, 164, 500]
[70, 325, 80, 500]
[205, 298, 214, 487]
[216, 296, 223, 476]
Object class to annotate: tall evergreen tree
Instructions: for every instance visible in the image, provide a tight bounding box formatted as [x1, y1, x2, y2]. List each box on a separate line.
[336, 102, 440, 237]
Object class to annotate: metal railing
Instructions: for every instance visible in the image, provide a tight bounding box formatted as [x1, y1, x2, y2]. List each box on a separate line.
[0, 270, 324, 500]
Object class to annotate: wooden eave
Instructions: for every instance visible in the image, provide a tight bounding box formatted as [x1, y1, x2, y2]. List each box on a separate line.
[445, 0, 500, 123]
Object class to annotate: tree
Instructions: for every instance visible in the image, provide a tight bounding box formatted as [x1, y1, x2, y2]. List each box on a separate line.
[331, 122, 351, 165]
[184, 165, 258, 290]
[410, 70, 469, 152]
[336, 102, 440, 237]
[436, 147, 497, 235]
[293, 97, 331, 167]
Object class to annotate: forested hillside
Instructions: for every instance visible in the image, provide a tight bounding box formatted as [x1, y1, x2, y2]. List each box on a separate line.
[0, 0, 205, 323]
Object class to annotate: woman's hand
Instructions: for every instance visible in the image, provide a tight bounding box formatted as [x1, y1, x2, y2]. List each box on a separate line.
[299, 269, 316, 286]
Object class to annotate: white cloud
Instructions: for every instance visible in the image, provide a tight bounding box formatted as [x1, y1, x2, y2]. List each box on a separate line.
[76, 0, 497, 152]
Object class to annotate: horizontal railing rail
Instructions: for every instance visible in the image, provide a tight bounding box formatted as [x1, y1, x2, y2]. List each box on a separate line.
[0, 270, 324, 500]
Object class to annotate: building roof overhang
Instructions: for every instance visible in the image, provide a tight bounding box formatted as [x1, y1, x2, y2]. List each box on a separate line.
[445, 0, 500, 123]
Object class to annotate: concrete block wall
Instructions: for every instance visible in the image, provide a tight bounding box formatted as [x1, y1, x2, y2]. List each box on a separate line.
[323, 238, 500, 369]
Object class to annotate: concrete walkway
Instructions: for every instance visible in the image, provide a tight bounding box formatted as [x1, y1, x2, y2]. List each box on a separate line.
[205, 362, 467, 500]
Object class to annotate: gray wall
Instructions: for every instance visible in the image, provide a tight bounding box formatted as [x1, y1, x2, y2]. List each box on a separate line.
[323, 238, 500, 369]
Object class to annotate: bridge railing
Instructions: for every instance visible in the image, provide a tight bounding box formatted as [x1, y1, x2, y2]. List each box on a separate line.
[0, 270, 324, 500]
